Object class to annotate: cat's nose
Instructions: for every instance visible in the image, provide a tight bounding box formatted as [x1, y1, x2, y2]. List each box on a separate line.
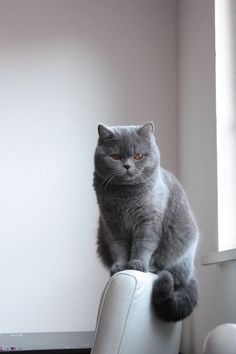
[124, 164, 131, 170]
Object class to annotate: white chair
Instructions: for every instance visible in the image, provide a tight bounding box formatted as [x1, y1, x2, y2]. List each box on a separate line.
[91, 270, 182, 354]
[203, 323, 236, 354]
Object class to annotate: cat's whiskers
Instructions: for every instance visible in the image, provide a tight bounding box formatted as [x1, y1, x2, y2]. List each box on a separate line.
[128, 169, 152, 191]
[102, 170, 124, 190]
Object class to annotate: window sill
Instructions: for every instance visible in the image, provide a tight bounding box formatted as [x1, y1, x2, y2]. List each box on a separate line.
[201, 248, 236, 266]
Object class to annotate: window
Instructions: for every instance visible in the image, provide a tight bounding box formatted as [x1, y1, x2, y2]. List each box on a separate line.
[215, 0, 236, 251]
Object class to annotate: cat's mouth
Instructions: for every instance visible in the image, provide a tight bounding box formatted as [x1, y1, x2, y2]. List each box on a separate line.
[124, 169, 136, 177]
[104, 170, 143, 186]
[126, 170, 135, 176]
[121, 170, 142, 183]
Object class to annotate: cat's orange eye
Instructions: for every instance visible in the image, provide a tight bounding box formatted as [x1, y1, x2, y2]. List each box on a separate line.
[134, 153, 143, 160]
[111, 154, 122, 160]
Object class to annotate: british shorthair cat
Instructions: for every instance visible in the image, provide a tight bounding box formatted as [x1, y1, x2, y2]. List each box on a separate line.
[93, 122, 198, 321]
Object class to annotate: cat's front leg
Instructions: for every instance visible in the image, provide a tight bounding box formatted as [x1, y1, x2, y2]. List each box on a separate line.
[110, 239, 130, 276]
[127, 259, 149, 272]
[127, 229, 158, 273]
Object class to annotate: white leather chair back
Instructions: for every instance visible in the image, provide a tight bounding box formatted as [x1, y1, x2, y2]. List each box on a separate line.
[91, 270, 182, 354]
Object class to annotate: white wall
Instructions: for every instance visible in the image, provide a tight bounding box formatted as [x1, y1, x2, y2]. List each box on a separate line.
[178, 1, 236, 353]
[0, 0, 178, 333]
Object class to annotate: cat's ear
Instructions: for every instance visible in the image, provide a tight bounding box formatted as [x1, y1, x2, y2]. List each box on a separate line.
[98, 124, 113, 140]
[138, 122, 154, 137]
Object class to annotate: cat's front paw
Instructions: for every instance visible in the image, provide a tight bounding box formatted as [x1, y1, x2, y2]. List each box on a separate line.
[127, 259, 148, 272]
[110, 263, 126, 276]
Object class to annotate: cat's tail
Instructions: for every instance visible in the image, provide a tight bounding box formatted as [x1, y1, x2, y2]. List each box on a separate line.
[152, 270, 198, 322]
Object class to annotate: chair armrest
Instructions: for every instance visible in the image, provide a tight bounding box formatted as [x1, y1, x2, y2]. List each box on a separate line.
[91, 270, 182, 354]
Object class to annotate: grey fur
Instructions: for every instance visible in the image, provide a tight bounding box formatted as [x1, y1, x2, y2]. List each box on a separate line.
[93, 123, 199, 322]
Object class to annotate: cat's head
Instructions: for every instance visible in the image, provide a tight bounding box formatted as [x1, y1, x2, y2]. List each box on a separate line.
[94, 122, 160, 186]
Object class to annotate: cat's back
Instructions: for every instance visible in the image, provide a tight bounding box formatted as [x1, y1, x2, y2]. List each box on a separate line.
[160, 167, 198, 236]
[159, 167, 186, 199]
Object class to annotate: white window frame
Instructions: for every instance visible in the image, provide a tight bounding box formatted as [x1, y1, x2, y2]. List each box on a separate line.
[202, 0, 236, 265]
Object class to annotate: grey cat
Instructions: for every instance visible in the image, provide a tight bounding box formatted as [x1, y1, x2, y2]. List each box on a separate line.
[93, 122, 198, 322]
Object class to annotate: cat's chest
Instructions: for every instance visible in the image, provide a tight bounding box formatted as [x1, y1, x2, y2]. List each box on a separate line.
[102, 198, 137, 218]
[102, 197, 158, 231]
